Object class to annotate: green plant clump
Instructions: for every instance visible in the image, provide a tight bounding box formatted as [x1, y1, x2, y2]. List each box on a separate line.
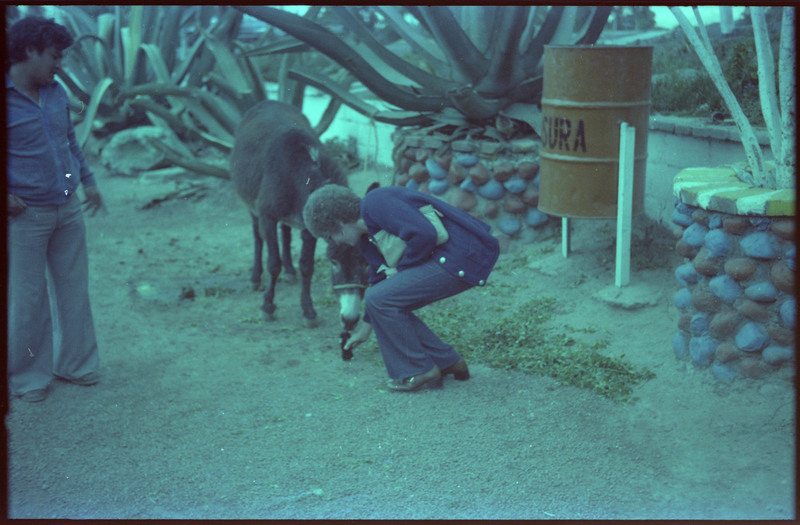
[419, 297, 655, 402]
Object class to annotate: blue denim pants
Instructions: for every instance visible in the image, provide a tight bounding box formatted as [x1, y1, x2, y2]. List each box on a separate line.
[365, 258, 473, 380]
[7, 195, 99, 396]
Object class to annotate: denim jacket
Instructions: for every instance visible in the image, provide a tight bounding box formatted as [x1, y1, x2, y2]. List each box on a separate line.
[358, 186, 500, 287]
[6, 75, 96, 205]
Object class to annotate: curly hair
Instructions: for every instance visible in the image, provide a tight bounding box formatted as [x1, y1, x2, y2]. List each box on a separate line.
[7, 16, 74, 67]
[302, 184, 362, 239]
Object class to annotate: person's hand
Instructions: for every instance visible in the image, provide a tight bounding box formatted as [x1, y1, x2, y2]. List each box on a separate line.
[8, 194, 26, 217]
[82, 185, 106, 216]
[344, 320, 373, 352]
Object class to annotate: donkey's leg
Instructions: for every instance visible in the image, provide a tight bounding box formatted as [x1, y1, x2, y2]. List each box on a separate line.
[260, 215, 282, 320]
[280, 223, 297, 284]
[298, 228, 318, 327]
[250, 214, 264, 291]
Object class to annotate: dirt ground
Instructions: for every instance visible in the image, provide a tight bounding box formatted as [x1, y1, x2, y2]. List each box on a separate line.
[5, 158, 796, 519]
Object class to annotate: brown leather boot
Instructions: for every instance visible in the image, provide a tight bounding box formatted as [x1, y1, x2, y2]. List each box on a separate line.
[387, 366, 442, 392]
[441, 358, 470, 380]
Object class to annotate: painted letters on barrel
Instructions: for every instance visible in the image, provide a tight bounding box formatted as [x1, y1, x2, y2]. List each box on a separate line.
[538, 46, 653, 218]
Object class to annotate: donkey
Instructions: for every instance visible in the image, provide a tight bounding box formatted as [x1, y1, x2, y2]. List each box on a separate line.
[230, 100, 367, 330]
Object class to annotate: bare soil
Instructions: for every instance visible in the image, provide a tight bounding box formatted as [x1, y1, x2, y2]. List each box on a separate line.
[5, 160, 795, 519]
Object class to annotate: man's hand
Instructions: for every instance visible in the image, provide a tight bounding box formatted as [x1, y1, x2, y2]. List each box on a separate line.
[8, 194, 27, 217]
[82, 185, 105, 216]
[344, 320, 373, 352]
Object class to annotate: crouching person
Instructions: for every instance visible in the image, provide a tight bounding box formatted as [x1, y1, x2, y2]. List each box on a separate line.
[302, 184, 499, 392]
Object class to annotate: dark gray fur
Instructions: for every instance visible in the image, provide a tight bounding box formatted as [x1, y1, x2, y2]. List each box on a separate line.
[230, 101, 366, 326]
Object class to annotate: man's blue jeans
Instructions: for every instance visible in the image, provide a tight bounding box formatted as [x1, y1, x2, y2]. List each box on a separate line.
[365, 258, 473, 380]
[7, 195, 99, 396]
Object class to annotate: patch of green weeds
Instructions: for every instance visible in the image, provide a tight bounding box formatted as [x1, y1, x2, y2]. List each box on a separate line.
[419, 296, 655, 402]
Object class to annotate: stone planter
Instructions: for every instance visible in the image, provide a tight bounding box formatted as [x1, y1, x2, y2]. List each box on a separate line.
[671, 163, 796, 380]
[391, 127, 551, 250]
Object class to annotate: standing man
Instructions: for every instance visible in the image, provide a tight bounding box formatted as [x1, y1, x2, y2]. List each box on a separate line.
[7, 16, 104, 402]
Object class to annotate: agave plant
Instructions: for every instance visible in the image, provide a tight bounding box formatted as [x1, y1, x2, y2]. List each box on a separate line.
[53, 5, 352, 179]
[235, 6, 612, 134]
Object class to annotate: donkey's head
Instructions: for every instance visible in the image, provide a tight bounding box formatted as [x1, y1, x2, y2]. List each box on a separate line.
[326, 241, 369, 331]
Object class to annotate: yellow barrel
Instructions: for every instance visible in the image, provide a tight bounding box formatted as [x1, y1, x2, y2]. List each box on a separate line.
[538, 45, 653, 218]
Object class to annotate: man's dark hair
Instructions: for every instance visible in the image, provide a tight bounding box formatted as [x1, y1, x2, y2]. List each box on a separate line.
[7, 16, 73, 67]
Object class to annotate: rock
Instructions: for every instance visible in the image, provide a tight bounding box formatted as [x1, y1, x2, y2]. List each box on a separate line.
[676, 239, 699, 259]
[779, 298, 795, 328]
[770, 260, 794, 293]
[409, 162, 429, 182]
[692, 246, 722, 276]
[497, 217, 521, 236]
[532, 173, 540, 188]
[709, 310, 742, 339]
[735, 322, 770, 352]
[428, 178, 449, 195]
[403, 147, 418, 160]
[433, 151, 452, 172]
[745, 282, 778, 303]
[510, 138, 539, 153]
[722, 217, 750, 235]
[493, 162, 516, 183]
[503, 176, 527, 194]
[704, 229, 731, 257]
[712, 362, 738, 382]
[448, 161, 467, 185]
[741, 232, 779, 259]
[724, 258, 757, 281]
[715, 342, 740, 363]
[749, 216, 772, 231]
[451, 188, 478, 212]
[678, 314, 691, 332]
[691, 209, 709, 226]
[395, 174, 410, 187]
[740, 358, 766, 379]
[673, 332, 689, 360]
[406, 179, 421, 192]
[422, 136, 444, 149]
[593, 284, 661, 310]
[460, 178, 477, 192]
[690, 335, 718, 368]
[708, 213, 723, 229]
[675, 200, 694, 216]
[734, 298, 771, 322]
[690, 313, 710, 336]
[425, 158, 447, 180]
[469, 163, 491, 186]
[762, 345, 793, 366]
[517, 161, 539, 181]
[455, 152, 479, 167]
[672, 209, 694, 227]
[477, 179, 505, 200]
[675, 262, 701, 285]
[502, 195, 526, 214]
[770, 218, 794, 240]
[452, 141, 475, 153]
[101, 126, 172, 176]
[525, 209, 548, 228]
[403, 136, 421, 148]
[690, 283, 722, 312]
[521, 186, 540, 207]
[674, 288, 692, 309]
[766, 323, 794, 346]
[480, 142, 504, 156]
[415, 148, 431, 162]
[682, 223, 708, 247]
[709, 274, 742, 303]
[483, 201, 499, 219]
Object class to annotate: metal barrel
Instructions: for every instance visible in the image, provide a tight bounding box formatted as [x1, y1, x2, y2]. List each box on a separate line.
[538, 45, 653, 218]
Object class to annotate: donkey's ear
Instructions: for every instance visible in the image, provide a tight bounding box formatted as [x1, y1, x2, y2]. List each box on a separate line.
[366, 182, 380, 193]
